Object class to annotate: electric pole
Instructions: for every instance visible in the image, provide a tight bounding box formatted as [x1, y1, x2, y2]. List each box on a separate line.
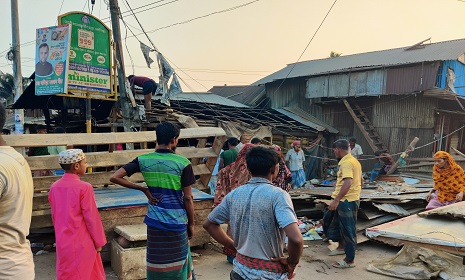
[109, 0, 136, 140]
[11, 0, 24, 134]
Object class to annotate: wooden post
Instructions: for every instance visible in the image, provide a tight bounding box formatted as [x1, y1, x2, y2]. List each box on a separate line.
[386, 137, 419, 175]
[452, 147, 465, 159]
[200, 135, 225, 188]
[109, 0, 136, 143]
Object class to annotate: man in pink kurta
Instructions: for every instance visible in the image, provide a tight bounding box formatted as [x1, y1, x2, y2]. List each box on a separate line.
[49, 156, 107, 279]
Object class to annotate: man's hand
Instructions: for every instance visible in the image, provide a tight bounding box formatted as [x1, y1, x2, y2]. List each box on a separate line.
[456, 192, 463, 202]
[187, 224, 195, 240]
[328, 199, 339, 211]
[271, 257, 297, 279]
[96, 247, 102, 252]
[143, 188, 158, 205]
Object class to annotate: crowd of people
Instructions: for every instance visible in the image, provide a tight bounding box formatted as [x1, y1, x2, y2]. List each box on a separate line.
[1, 97, 465, 279]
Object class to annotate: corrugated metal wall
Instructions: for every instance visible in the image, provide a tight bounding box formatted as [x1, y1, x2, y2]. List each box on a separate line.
[371, 95, 438, 158]
[306, 69, 386, 98]
[265, 78, 310, 109]
[385, 62, 439, 94]
[437, 60, 465, 97]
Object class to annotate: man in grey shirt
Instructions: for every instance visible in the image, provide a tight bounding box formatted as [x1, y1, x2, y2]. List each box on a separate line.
[204, 146, 303, 280]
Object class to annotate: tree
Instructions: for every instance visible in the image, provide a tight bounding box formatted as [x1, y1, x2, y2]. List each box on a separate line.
[329, 51, 342, 58]
[0, 72, 30, 103]
[0, 72, 14, 101]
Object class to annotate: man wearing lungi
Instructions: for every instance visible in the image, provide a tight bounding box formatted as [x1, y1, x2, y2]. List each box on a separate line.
[204, 146, 303, 280]
[285, 140, 306, 188]
[323, 139, 362, 269]
[111, 122, 196, 280]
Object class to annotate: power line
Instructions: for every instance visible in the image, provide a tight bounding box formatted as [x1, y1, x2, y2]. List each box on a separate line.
[102, 0, 179, 23]
[101, 0, 170, 21]
[130, 0, 260, 36]
[254, 0, 338, 120]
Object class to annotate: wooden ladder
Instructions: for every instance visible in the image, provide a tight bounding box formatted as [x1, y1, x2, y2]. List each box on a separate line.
[343, 99, 386, 152]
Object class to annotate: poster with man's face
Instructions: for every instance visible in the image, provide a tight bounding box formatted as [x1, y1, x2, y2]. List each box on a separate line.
[35, 24, 71, 96]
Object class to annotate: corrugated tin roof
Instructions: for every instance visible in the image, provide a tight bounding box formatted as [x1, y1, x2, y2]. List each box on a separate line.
[274, 107, 338, 134]
[153, 92, 249, 108]
[254, 38, 465, 85]
[208, 85, 265, 106]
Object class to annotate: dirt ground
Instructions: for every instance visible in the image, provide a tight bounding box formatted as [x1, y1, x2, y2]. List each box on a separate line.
[34, 239, 401, 279]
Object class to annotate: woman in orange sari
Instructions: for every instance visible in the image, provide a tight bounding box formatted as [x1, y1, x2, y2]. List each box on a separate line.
[426, 151, 465, 210]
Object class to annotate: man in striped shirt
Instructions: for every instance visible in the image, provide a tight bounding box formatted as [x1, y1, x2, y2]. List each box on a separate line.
[111, 122, 196, 280]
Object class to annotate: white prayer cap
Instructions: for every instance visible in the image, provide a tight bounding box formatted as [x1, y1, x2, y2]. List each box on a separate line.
[58, 149, 86, 164]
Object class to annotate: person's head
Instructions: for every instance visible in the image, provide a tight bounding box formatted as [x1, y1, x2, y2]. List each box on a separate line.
[127, 75, 135, 82]
[246, 146, 280, 179]
[222, 140, 229, 151]
[36, 124, 47, 134]
[53, 127, 65, 134]
[434, 151, 453, 169]
[1, 128, 10, 135]
[291, 140, 301, 151]
[349, 138, 356, 149]
[251, 138, 262, 145]
[240, 133, 251, 144]
[332, 139, 350, 159]
[227, 137, 238, 147]
[58, 149, 87, 175]
[38, 43, 49, 63]
[155, 122, 180, 150]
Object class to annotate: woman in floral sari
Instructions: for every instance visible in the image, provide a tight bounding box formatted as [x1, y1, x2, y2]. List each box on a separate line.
[213, 143, 255, 263]
[426, 151, 465, 210]
[271, 145, 292, 192]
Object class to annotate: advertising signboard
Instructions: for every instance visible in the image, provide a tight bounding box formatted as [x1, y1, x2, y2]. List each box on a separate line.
[58, 12, 115, 100]
[35, 24, 71, 95]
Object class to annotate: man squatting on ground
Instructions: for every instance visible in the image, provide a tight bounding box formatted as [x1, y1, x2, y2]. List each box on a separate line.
[204, 146, 303, 280]
[323, 139, 362, 269]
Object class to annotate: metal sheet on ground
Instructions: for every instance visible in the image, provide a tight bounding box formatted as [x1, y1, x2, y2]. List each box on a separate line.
[366, 213, 465, 248]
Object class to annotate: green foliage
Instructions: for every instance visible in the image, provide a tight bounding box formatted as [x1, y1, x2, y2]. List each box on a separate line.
[329, 51, 342, 58]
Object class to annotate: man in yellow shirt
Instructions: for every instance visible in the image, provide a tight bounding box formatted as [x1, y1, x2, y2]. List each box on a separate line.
[323, 139, 361, 269]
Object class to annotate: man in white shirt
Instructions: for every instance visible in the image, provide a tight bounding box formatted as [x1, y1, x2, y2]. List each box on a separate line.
[236, 133, 251, 151]
[285, 140, 306, 188]
[0, 103, 35, 279]
[349, 138, 363, 159]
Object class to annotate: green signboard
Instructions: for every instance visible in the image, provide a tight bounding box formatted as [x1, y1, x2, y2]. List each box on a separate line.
[58, 12, 112, 97]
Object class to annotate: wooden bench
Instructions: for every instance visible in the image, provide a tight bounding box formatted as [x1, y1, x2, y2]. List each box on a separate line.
[3, 127, 225, 261]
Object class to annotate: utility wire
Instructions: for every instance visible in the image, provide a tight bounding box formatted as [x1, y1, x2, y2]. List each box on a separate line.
[131, 0, 260, 36]
[254, 0, 338, 119]
[101, 0, 170, 21]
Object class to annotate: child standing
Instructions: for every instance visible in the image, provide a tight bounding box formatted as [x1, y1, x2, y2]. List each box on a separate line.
[48, 149, 106, 279]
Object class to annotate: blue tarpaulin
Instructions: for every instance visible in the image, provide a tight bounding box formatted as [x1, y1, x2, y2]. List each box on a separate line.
[95, 187, 213, 210]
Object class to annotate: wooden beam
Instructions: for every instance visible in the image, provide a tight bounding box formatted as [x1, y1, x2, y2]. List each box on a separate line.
[386, 137, 419, 175]
[3, 127, 226, 147]
[200, 135, 225, 188]
[26, 148, 217, 171]
[31, 164, 213, 192]
[342, 99, 378, 152]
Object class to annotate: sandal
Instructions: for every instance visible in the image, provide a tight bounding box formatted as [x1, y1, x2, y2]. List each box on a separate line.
[328, 249, 345, 256]
[332, 259, 355, 269]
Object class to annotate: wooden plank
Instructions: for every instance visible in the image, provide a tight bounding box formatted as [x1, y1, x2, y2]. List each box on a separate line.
[26, 148, 217, 170]
[343, 99, 378, 152]
[3, 127, 226, 147]
[32, 164, 212, 192]
[200, 135, 225, 188]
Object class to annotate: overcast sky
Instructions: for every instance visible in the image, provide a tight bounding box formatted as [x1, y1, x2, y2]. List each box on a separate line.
[1, 0, 465, 92]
